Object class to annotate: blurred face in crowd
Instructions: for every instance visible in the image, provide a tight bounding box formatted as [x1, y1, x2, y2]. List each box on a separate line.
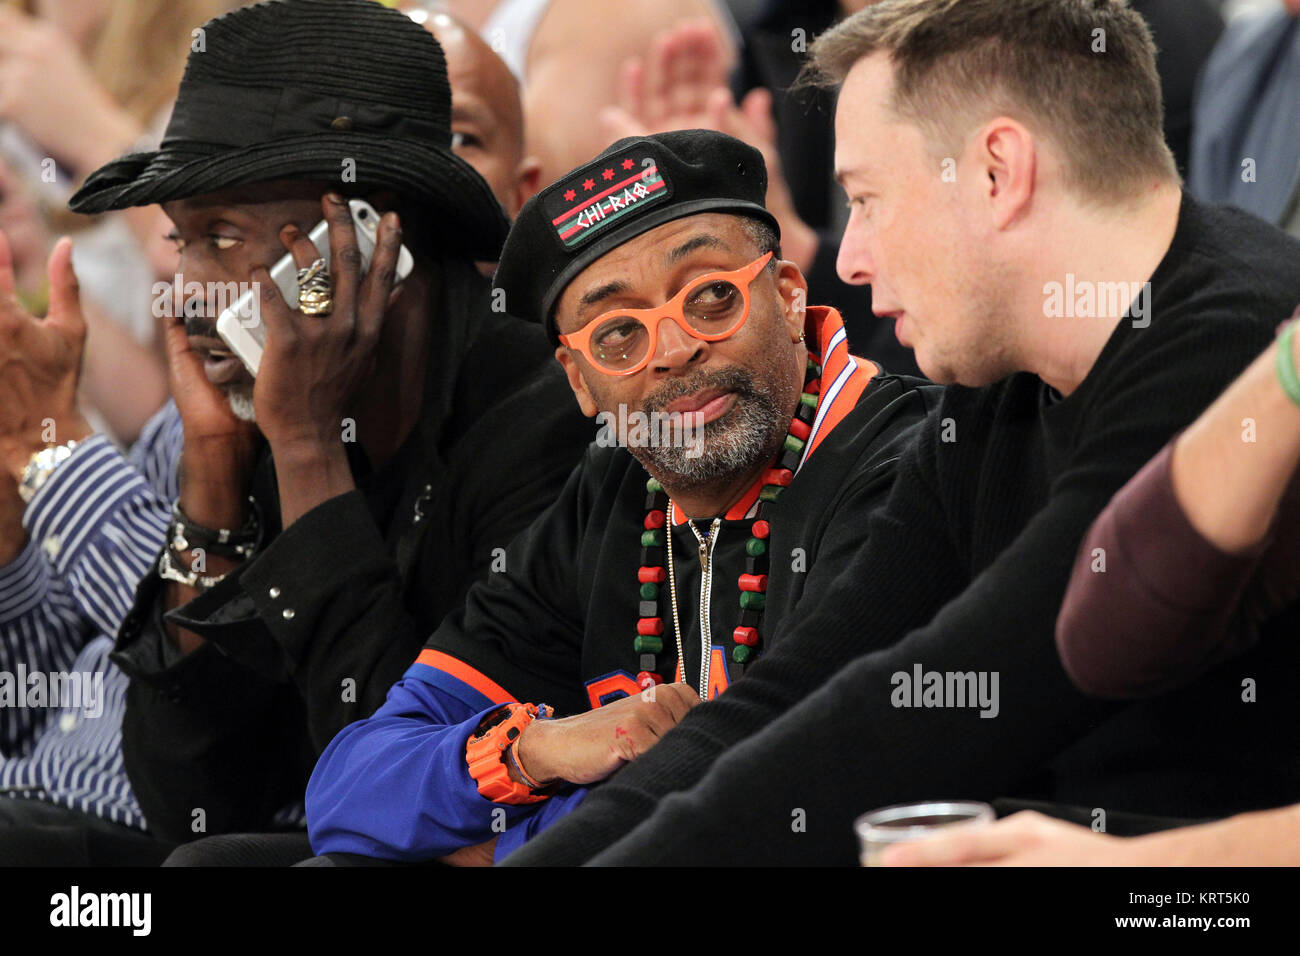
[417, 8, 540, 219]
[554, 213, 807, 488]
[161, 180, 334, 421]
[835, 51, 1016, 387]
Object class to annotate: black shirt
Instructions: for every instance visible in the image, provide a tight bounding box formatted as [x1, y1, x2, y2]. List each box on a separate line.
[112, 261, 594, 842]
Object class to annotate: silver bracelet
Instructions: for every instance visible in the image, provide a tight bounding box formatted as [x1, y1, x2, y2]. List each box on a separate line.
[157, 546, 230, 591]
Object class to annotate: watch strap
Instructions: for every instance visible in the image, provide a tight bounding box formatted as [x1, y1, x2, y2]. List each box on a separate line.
[466, 703, 555, 805]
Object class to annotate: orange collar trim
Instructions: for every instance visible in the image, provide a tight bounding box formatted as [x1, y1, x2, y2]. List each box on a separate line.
[666, 305, 877, 524]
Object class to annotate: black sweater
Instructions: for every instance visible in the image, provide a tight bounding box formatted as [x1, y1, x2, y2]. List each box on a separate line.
[504, 195, 1300, 865]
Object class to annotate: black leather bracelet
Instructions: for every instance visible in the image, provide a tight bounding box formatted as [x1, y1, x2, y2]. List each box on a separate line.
[169, 497, 262, 559]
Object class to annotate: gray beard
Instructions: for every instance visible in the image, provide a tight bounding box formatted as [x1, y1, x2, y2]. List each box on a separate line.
[226, 386, 257, 423]
[634, 365, 785, 491]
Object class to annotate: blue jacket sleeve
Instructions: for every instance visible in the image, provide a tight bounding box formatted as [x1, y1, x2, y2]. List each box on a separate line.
[307, 660, 586, 861]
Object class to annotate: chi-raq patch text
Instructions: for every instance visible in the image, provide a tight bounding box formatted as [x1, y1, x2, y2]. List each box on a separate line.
[547, 155, 670, 249]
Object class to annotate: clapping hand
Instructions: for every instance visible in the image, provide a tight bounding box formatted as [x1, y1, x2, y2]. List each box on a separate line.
[599, 19, 818, 269]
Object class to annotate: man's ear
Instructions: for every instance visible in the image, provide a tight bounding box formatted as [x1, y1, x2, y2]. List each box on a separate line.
[975, 117, 1036, 231]
[773, 259, 810, 342]
[555, 345, 601, 418]
[512, 156, 544, 218]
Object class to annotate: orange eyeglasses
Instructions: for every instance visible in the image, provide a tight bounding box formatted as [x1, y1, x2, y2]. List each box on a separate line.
[559, 251, 774, 375]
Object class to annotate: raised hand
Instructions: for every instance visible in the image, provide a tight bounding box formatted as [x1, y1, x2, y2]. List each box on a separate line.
[599, 19, 818, 269]
[0, 230, 91, 481]
[0, 6, 142, 176]
[251, 193, 403, 453]
[0, 159, 55, 298]
[248, 193, 404, 527]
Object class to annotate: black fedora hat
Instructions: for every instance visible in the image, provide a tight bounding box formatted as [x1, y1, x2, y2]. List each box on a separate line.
[68, 0, 508, 261]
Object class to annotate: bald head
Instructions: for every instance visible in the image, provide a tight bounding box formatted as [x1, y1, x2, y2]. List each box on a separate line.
[403, 4, 539, 220]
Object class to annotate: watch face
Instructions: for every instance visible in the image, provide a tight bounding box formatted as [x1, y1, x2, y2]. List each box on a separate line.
[475, 704, 514, 737]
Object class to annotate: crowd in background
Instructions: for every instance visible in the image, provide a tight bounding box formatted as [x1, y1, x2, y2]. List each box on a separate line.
[4, 0, 1298, 445]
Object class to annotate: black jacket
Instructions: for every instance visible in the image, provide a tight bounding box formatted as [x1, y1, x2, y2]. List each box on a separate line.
[112, 260, 594, 842]
[424, 321, 939, 714]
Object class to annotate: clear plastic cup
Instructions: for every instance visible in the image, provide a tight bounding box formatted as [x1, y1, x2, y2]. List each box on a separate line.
[854, 800, 995, 866]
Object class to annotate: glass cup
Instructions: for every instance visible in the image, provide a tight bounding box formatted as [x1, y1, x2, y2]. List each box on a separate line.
[854, 800, 995, 866]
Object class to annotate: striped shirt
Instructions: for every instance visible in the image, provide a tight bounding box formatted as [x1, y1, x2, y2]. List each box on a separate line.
[0, 402, 181, 829]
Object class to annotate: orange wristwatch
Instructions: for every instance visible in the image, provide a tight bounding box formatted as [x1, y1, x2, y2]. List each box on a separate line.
[465, 702, 556, 804]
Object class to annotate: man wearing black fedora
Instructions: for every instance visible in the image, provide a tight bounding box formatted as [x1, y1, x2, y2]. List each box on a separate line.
[0, 0, 590, 864]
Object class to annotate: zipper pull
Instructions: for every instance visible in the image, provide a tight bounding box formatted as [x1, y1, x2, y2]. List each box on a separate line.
[697, 540, 709, 568]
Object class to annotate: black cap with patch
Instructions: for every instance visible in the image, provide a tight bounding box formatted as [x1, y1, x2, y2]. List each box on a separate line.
[494, 129, 779, 339]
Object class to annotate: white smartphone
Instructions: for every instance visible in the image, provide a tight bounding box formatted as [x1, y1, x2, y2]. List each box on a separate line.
[215, 198, 414, 377]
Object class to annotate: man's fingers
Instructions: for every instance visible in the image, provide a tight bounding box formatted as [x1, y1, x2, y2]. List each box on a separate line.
[739, 87, 776, 145]
[280, 223, 327, 276]
[355, 211, 401, 345]
[641, 681, 698, 725]
[684, 19, 728, 89]
[278, 222, 331, 327]
[322, 192, 360, 317]
[658, 681, 701, 722]
[0, 228, 15, 297]
[642, 32, 673, 127]
[599, 105, 646, 143]
[45, 237, 84, 337]
[881, 818, 1023, 867]
[161, 312, 208, 391]
[704, 88, 732, 137]
[249, 264, 296, 352]
[615, 56, 644, 124]
[664, 27, 703, 116]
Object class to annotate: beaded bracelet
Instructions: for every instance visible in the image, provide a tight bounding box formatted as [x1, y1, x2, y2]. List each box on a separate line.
[1276, 321, 1300, 410]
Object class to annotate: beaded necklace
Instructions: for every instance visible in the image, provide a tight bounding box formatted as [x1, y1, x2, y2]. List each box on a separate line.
[633, 359, 822, 695]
